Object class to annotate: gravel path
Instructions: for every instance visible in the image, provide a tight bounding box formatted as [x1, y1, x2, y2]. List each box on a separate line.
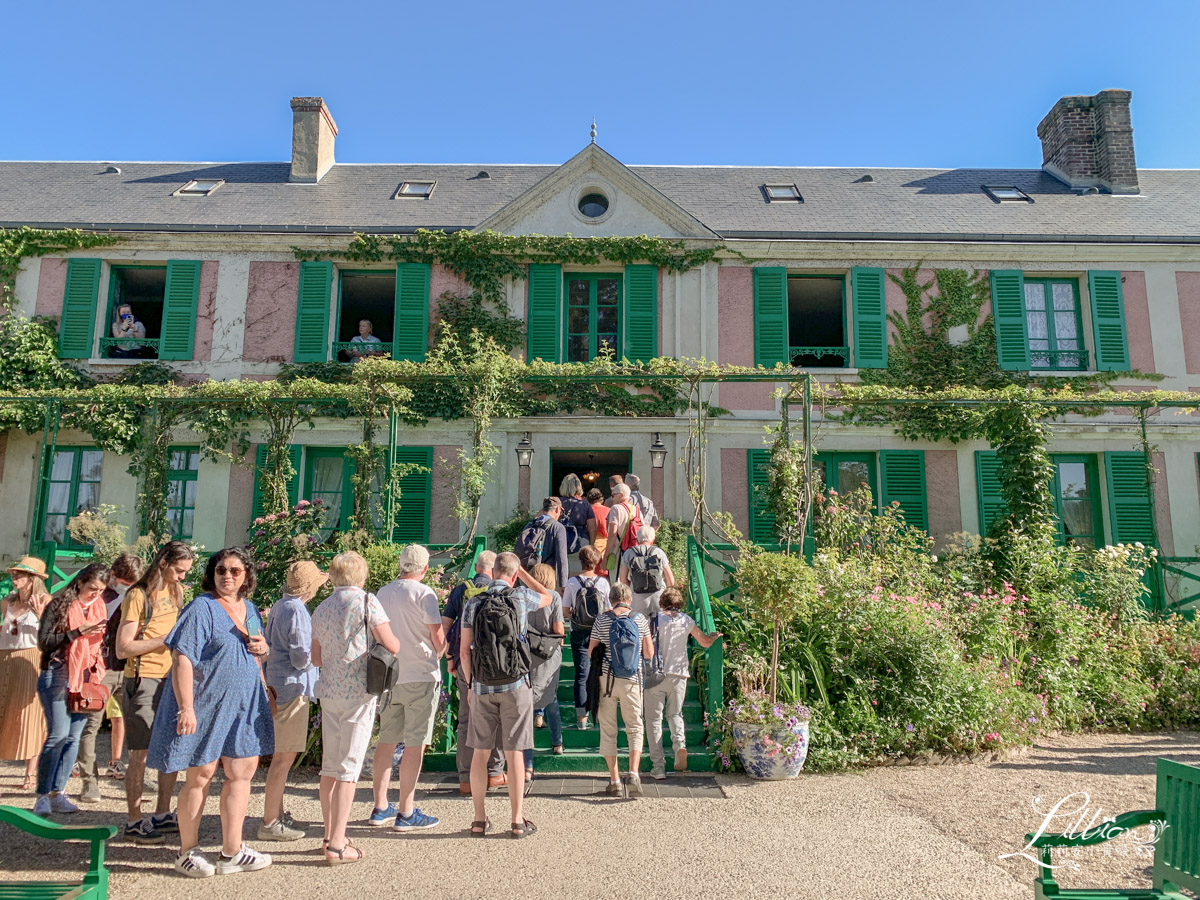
[1, 731, 1195, 900]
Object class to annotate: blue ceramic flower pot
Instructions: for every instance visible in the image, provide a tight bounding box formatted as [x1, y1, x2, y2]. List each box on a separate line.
[731, 720, 810, 780]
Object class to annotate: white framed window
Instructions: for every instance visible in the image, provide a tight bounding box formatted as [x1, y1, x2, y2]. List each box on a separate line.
[763, 183, 802, 202]
[394, 181, 436, 199]
[173, 179, 224, 197]
[983, 185, 1033, 203]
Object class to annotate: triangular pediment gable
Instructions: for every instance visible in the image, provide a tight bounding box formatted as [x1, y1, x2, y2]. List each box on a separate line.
[476, 143, 720, 239]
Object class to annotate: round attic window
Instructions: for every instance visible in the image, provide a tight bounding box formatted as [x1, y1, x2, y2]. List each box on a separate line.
[578, 192, 609, 218]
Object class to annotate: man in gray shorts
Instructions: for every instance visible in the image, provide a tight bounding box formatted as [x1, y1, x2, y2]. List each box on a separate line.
[459, 552, 554, 838]
[370, 544, 446, 831]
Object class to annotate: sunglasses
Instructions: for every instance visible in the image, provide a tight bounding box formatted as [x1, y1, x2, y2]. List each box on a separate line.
[215, 566, 245, 577]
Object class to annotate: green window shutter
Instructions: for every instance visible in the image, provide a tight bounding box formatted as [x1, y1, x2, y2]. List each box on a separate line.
[990, 270, 1030, 371]
[293, 261, 333, 362]
[850, 267, 888, 368]
[251, 444, 303, 520]
[623, 264, 658, 363]
[58, 259, 101, 359]
[393, 262, 431, 361]
[159, 260, 202, 360]
[879, 450, 928, 532]
[747, 449, 778, 545]
[392, 446, 433, 543]
[526, 263, 562, 362]
[975, 451, 1007, 536]
[1104, 452, 1154, 544]
[1088, 271, 1130, 371]
[752, 268, 788, 368]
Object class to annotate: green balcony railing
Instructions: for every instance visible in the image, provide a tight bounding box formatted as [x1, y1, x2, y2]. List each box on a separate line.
[788, 345, 849, 366]
[97, 338, 160, 359]
[1030, 348, 1089, 371]
[332, 341, 393, 361]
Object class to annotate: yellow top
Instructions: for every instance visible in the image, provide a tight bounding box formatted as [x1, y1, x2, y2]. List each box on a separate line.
[121, 586, 179, 679]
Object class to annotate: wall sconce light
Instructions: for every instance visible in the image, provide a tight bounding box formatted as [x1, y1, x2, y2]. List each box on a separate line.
[515, 433, 534, 468]
[650, 433, 667, 469]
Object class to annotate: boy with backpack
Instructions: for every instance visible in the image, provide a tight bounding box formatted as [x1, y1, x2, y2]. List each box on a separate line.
[587, 582, 654, 798]
[619, 526, 676, 619]
[514, 497, 569, 593]
[459, 552, 554, 838]
[561, 546, 611, 729]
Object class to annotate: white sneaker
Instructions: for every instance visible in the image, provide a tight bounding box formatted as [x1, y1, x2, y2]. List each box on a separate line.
[33, 795, 51, 817]
[257, 819, 305, 842]
[175, 849, 216, 879]
[50, 793, 79, 814]
[626, 774, 643, 798]
[215, 844, 272, 875]
[649, 765, 667, 780]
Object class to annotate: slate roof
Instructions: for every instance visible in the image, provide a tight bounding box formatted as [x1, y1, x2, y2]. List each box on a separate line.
[1, 159, 1199, 243]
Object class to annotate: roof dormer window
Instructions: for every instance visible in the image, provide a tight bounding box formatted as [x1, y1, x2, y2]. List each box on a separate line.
[395, 181, 436, 199]
[174, 179, 223, 197]
[983, 185, 1033, 203]
[764, 184, 802, 202]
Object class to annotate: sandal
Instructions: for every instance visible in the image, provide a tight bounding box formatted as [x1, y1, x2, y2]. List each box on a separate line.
[469, 819, 490, 837]
[22, 773, 36, 791]
[106, 760, 125, 781]
[510, 819, 537, 839]
[314, 838, 329, 855]
[325, 841, 365, 865]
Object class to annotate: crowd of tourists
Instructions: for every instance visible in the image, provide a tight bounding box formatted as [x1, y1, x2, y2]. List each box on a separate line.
[0, 472, 718, 877]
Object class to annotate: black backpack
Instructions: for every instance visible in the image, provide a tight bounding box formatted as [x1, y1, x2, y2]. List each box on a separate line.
[514, 517, 551, 569]
[628, 546, 666, 594]
[571, 577, 604, 629]
[470, 585, 532, 686]
[102, 588, 150, 673]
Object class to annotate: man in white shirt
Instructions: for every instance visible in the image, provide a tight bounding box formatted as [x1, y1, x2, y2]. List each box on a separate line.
[369, 544, 446, 831]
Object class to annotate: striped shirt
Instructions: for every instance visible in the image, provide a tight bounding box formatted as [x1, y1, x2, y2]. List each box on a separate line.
[589, 609, 651, 679]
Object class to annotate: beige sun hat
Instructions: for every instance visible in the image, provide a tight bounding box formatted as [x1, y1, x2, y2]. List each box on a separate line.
[285, 560, 328, 598]
[7, 556, 49, 580]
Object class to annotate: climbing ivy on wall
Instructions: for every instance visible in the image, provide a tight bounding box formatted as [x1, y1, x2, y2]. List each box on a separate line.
[0, 227, 121, 311]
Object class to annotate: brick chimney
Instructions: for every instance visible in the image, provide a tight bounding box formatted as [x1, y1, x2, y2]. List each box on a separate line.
[1037, 90, 1138, 194]
[289, 97, 338, 183]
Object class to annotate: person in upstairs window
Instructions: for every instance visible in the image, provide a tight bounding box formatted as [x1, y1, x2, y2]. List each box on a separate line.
[110, 304, 149, 359]
[347, 319, 386, 362]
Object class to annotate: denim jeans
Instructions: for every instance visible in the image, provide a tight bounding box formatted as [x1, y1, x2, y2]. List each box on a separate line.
[36, 662, 89, 795]
[570, 629, 592, 715]
[523, 698, 562, 770]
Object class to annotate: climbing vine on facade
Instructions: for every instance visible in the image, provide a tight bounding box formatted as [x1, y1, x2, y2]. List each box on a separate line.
[0, 226, 120, 311]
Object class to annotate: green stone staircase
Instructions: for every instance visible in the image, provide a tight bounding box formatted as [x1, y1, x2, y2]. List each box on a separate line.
[422, 535, 724, 774]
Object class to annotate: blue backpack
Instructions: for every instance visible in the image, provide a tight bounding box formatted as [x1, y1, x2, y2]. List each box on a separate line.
[607, 613, 642, 680]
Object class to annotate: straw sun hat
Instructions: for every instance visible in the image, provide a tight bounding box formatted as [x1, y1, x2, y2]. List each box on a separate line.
[285, 560, 328, 598]
[6, 556, 49, 580]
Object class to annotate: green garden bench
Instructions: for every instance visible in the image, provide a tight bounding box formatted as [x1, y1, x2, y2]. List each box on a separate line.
[1029, 758, 1200, 900]
[0, 806, 117, 900]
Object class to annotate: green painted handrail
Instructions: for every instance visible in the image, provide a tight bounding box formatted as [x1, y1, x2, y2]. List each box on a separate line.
[686, 536, 724, 728]
[0, 804, 117, 899]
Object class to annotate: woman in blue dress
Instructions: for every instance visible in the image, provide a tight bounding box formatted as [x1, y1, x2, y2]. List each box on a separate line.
[147, 547, 274, 879]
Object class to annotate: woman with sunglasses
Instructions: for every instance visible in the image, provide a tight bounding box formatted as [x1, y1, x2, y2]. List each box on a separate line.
[34, 563, 110, 816]
[0, 557, 51, 792]
[146, 548, 274, 879]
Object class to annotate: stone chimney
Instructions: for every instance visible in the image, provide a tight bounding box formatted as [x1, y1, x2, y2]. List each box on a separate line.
[1037, 90, 1138, 194]
[289, 97, 338, 183]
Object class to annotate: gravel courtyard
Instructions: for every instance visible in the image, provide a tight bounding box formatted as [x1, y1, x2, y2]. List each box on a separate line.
[2, 731, 1196, 900]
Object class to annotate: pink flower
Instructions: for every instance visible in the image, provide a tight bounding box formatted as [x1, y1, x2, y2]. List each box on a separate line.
[295, 509, 307, 517]
[296, 500, 311, 509]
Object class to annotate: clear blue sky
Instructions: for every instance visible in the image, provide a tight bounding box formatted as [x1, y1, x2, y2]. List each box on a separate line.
[7, 0, 1198, 169]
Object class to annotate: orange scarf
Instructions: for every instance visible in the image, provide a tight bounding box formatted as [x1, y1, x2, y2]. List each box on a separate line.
[66, 597, 106, 693]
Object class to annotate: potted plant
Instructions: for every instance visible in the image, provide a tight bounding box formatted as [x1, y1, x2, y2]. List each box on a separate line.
[720, 550, 817, 779]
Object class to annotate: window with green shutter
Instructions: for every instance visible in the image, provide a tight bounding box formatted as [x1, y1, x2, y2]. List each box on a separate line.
[1087, 271, 1131, 371]
[165, 447, 200, 540]
[59, 259, 101, 359]
[878, 450, 928, 532]
[1104, 451, 1154, 544]
[850, 267, 887, 369]
[333, 270, 395, 362]
[393, 262, 431, 361]
[786, 275, 848, 368]
[752, 268, 788, 368]
[39, 447, 103, 551]
[527, 263, 562, 362]
[391, 446, 433, 543]
[622, 264, 658, 362]
[159, 260, 202, 360]
[251, 444, 302, 521]
[746, 449, 778, 545]
[990, 270, 1031, 371]
[294, 262, 333, 362]
[563, 273, 621, 362]
[975, 451, 1007, 536]
[1050, 454, 1102, 547]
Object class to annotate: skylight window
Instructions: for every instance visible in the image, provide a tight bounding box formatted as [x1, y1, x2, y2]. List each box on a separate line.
[395, 181, 436, 199]
[983, 186, 1033, 203]
[174, 179, 223, 197]
[764, 184, 802, 202]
